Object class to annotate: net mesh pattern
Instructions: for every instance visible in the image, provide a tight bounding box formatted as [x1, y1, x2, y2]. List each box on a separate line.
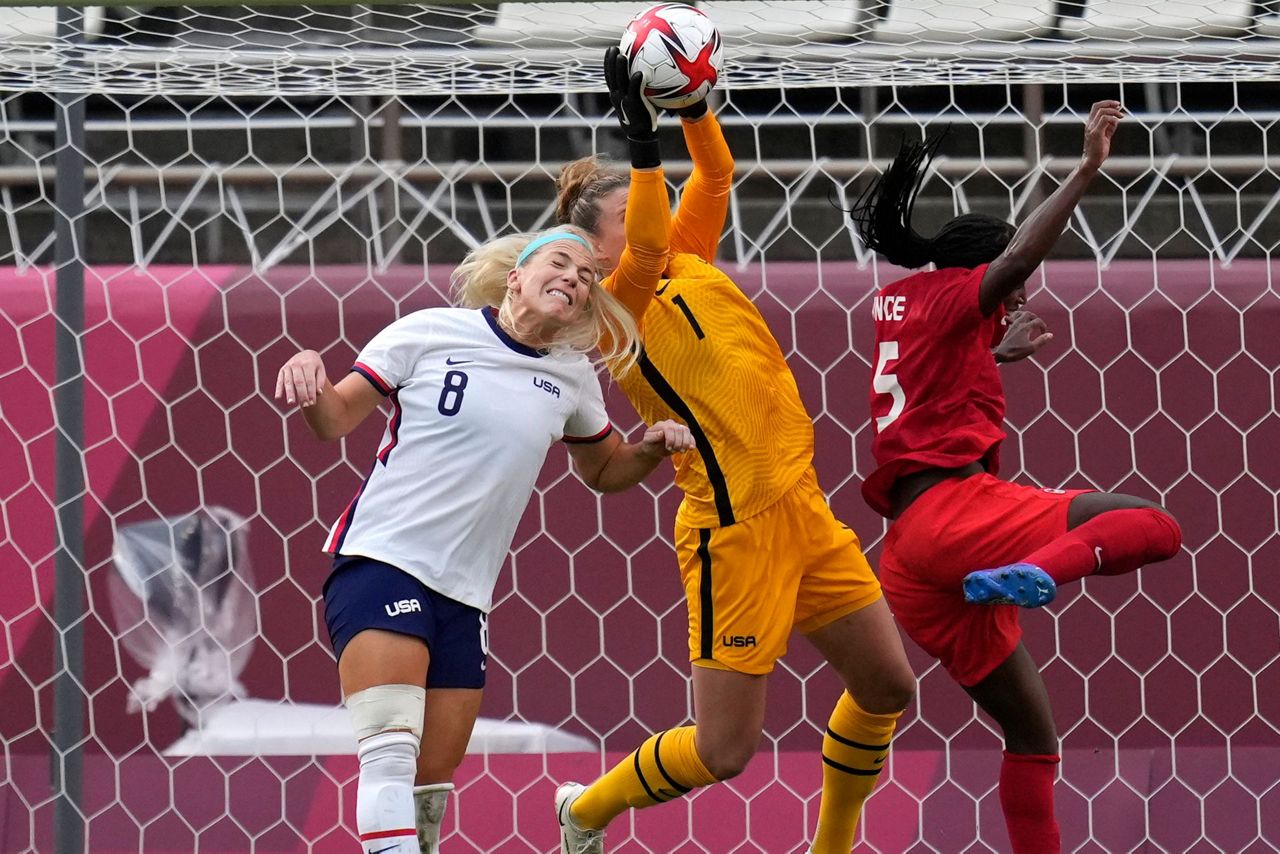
[0, 6, 1277, 851]
[0, 1, 1278, 95]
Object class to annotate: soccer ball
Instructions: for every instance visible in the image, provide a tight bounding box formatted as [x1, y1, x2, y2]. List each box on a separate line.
[619, 3, 723, 110]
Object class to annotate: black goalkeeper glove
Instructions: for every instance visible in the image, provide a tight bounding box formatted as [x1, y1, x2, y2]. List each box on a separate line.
[604, 45, 661, 170]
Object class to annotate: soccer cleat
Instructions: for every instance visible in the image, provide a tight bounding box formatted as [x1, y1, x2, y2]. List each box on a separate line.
[963, 563, 1056, 607]
[555, 782, 605, 854]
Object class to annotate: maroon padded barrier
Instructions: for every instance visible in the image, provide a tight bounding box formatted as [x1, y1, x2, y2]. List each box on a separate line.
[1, 259, 1275, 851]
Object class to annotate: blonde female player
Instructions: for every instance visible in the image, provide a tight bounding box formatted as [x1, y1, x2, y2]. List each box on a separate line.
[550, 51, 916, 853]
[275, 227, 694, 854]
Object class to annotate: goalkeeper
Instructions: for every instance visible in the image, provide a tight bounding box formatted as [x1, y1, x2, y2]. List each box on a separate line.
[551, 49, 915, 854]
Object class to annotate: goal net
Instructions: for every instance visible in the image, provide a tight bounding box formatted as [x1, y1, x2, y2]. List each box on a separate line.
[2, 2, 1277, 851]
[1, 1, 1279, 92]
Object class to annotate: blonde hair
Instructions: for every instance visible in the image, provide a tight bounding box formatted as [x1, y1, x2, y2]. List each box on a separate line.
[450, 225, 641, 375]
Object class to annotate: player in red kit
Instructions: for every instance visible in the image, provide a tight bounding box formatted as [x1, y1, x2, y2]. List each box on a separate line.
[850, 101, 1184, 853]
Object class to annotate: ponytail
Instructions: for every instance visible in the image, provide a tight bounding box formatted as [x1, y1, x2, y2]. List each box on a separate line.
[555, 155, 629, 234]
[848, 131, 1015, 271]
[848, 132, 947, 270]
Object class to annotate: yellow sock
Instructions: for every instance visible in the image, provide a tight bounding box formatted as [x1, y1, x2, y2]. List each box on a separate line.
[812, 692, 900, 853]
[571, 726, 717, 830]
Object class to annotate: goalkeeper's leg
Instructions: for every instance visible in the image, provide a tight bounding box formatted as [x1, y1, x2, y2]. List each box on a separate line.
[559, 514, 789, 846]
[803, 598, 915, 854]
[794, 489, 916, 853]
[559, 663, 765, 844]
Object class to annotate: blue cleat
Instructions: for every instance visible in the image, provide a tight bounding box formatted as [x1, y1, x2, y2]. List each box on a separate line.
[963, 563, 1056, 607]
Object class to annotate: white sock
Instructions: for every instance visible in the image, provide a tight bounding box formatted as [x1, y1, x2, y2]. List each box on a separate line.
[413, 783, 453, 853]
[356, 731, 421, 854]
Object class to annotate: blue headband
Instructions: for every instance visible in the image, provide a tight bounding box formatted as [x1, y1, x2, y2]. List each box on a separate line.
[515, 232, 593, 267]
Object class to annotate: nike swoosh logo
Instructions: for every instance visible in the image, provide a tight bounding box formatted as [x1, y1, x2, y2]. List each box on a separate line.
[370, 846, 398, 854]
[446, 357, 473, 365]
[655, 283, 669, 296]
[874, 755, 886, 764]
[1094, 546, 1104, 571]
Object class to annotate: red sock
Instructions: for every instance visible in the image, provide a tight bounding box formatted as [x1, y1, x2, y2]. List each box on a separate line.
[1022, 507, 1181, 586]
[1000, 751, 1061, 854]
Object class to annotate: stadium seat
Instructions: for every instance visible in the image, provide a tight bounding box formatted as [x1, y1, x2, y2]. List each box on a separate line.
[698, 2, 872, 46]
[471, 2, 638, 47]
[1059, 0, 1255, 40]
[870, 0, 1058, 44]
[474, 1, 874, 49]
[1257, 4, 1280, 37]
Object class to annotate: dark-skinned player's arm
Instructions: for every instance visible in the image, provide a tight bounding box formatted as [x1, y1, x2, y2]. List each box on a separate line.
[978, 100, 1123, 317]
[993, 309, 1054, 364]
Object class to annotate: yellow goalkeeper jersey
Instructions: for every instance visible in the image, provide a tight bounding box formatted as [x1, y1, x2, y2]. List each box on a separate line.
[605, 113, 814, 529]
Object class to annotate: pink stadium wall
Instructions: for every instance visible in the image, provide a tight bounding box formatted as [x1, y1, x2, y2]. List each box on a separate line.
[1, 260, 1277, 851]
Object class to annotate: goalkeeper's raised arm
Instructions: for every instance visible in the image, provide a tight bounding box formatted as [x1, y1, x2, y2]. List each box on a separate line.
[670, 98, 733, 263]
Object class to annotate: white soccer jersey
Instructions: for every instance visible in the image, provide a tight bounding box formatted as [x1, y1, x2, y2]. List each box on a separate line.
[323, 306, 612, 612]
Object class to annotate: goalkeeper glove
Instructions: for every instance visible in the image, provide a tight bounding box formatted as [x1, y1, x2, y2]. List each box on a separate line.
[604, 46, 661, 170]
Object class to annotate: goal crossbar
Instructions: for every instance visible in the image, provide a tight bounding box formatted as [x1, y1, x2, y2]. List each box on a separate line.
[0, 2, 1276, 94]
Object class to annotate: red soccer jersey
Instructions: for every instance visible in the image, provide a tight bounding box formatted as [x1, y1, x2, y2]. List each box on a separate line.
[862, 264, 1008, 517]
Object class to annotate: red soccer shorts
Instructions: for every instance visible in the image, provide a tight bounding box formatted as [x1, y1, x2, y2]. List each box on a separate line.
[879, 473, 1089, 687]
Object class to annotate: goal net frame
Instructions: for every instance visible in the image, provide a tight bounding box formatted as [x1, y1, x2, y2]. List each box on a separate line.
[3, 1, 1278, 852]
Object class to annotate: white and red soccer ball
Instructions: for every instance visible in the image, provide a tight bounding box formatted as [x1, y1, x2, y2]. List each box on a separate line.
[619, 3, 723, 110]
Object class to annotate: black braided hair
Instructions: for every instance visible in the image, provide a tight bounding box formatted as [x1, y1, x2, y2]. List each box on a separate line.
[930, 213, 1016, 270]
[849, 131, 1015, 271]
[848, 132, 947, 269]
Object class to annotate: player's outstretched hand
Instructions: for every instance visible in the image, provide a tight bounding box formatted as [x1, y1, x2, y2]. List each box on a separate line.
[641, 419, 696, 457]
[275, 349, 327, 407]
[994, 310, 1054, 363]
[604, 46, 658, 136]
[1082, 100, 1123, 171]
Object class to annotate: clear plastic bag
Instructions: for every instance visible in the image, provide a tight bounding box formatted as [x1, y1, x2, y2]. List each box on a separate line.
[109, 507, 257, 728]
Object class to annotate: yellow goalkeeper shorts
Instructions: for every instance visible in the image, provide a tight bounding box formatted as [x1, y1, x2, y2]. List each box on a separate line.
[674, 466, 883, 675]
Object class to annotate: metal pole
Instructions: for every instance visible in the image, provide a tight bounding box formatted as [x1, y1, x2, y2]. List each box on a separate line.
[381, 96, 403, 252]
[1022, 83, 1046, 215]
[52, 6, 87, 853]
[860, 85, 878, 165]
[350, 6, 374, 245]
